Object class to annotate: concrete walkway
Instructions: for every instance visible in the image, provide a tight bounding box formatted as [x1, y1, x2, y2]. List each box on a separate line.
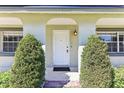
[43, 81, 81, 88]
[44, 68, 80, 88]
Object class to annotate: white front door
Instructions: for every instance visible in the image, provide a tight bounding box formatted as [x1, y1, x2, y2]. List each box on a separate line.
[53, 30, 70, 66]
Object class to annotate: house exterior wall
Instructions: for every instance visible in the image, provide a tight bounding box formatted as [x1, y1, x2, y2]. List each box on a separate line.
[0, 56, 14, 72]
[0, 13, 124, 72]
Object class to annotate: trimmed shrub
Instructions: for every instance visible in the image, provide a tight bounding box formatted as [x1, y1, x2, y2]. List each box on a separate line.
[0, 71, 10, 88]
[80, 35, 114, 88]
[114, 66, 124, 88]
[10, 34, 45, 88]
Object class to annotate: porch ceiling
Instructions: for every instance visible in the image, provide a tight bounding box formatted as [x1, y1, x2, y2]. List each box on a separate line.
[96, 18, 124, 28]
[0, 17, 23, 27]
[47, 18, 77, 25]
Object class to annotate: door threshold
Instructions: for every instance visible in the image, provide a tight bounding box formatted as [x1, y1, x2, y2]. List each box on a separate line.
[53, 67, 70, 71]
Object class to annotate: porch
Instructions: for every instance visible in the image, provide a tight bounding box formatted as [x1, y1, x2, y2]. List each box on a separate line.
[45, 67, 79, 81]
[45, 18, 79, 73]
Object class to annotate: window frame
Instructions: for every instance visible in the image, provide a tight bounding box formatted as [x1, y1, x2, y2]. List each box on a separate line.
[97, 31, 124, 54]
[0, 31, 23, 53]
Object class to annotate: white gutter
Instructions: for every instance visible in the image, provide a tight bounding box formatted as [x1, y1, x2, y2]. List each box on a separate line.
[0, 11, 124, 14]
[0, 7, 124, 14]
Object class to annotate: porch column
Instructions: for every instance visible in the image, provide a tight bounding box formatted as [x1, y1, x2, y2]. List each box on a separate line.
[78, 18, 98, 73]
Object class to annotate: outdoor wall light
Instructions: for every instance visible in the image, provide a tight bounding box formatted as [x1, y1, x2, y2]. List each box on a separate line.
[74, 30, 77, 36]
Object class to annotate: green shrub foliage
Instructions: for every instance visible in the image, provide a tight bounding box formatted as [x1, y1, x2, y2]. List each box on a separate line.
[10, 34, 45, 88]
[114, 66, 124, 88]
[80, 35, 114, 88]
[0, 71, 10, 88]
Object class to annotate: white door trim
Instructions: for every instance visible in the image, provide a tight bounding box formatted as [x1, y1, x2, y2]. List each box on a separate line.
[53, 30, 70, 67]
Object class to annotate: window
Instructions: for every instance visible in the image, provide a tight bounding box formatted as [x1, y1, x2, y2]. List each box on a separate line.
[119, 33, 124, 52]
[2, 32, 23, 53]
[98, 32, 124, 53]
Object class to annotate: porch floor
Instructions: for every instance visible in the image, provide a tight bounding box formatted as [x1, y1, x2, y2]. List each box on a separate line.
[45, 67, 79, 81]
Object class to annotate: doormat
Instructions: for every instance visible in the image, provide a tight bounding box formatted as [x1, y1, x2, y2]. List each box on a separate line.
[53, 67, 70, 71]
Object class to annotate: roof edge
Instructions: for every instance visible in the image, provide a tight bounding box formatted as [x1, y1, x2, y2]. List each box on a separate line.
[0, 5, 124, 9]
